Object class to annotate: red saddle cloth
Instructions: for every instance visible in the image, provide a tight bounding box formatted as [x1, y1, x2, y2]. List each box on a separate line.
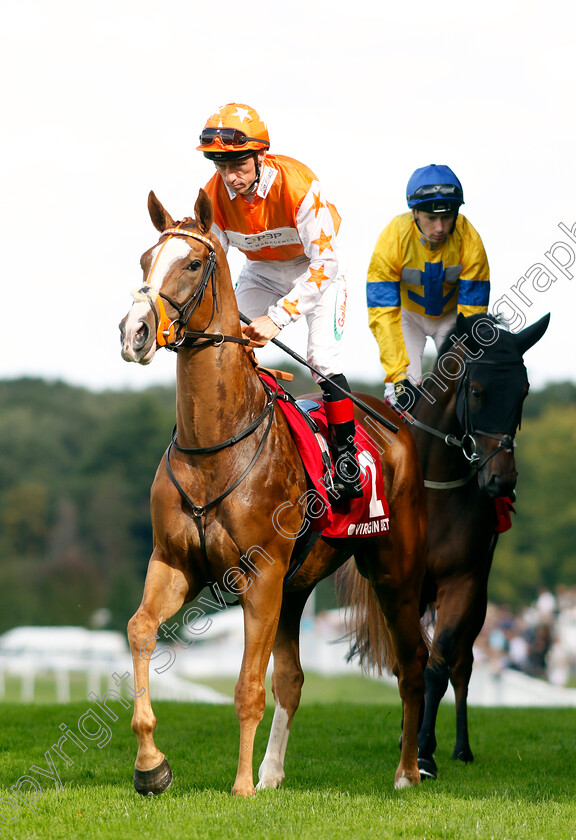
[260, 373, 390, 539]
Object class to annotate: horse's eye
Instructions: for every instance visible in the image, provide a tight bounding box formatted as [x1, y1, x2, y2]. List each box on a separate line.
[187, 260, 202, 272]
[469, 384, 484, 413]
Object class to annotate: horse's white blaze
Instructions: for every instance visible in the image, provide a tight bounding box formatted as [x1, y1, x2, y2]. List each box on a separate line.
[146, 237, 191, 286]
[256, 702, 290, 790]
[122, 299, 155, 354]
[123, 237, 192, 361]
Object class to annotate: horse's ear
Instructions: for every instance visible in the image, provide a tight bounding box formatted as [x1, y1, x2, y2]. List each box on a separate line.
[513, 313, 550, 357]
[194, 188, 214, 235]
[148, 190, 175, 232]
[456, 312, 467, 334]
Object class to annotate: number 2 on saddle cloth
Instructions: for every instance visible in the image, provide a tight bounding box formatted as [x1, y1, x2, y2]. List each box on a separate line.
[257, 373, 390, 583]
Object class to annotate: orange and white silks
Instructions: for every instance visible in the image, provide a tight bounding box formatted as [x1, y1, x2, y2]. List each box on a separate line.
[204, 154, 342, 328]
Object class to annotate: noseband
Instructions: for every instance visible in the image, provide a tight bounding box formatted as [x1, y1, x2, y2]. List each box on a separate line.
[455, 358, 521, 469]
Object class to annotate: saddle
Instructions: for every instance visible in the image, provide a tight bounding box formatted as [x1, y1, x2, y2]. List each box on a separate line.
[258, 373, 390, 539]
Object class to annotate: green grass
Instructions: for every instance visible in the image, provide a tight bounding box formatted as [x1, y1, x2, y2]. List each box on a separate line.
[1, 694, 576, 840]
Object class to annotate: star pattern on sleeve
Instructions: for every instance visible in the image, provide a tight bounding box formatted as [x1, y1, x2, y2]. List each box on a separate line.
[310, 192, 325, 217]
[307, 265, 329, 291]
[311, 229, 333, 255]
[282, 299, 301, 316]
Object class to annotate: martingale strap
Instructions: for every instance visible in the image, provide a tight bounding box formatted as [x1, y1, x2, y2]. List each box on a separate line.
[164, 376, 279, 598]
[166, 376, 278, 515]
[171, 377, 278, 455]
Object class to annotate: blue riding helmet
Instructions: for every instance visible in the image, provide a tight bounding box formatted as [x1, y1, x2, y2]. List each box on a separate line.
[406, 164, 464, 214]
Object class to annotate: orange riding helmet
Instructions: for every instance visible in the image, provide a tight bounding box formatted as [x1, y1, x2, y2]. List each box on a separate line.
[197, 103, 270, 161]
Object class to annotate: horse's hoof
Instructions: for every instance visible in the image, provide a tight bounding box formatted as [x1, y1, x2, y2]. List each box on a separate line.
[418, 756, 437, 781]
[231, 783, 256, 797]
[394, 773, 418, 789]
[453, 747, 474, 763]
[133, 758, 173, 796]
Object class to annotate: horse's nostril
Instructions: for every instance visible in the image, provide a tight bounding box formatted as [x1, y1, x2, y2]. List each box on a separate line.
[485, 471, 517, 499]
[134, 322, 149, 350]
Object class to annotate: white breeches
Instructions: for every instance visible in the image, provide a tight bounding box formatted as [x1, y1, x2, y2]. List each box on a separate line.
[401, 308, 458, 384]
[235, 260, 347, 383]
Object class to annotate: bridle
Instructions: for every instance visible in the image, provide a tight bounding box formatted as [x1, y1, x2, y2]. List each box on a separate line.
[137, 222, 279, 596]
[137, 222, 253, 351]
[400, 356, 524, 489]
[455, 358, 520, 467]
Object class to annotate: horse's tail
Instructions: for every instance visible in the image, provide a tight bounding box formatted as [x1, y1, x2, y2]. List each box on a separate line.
[337, 560, 397, 676]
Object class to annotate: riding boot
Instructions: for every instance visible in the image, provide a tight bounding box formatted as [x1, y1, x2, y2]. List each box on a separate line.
[322, 395, 364, 499]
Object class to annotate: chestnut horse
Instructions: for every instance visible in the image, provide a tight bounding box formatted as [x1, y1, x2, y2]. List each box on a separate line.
[119, 189, 428, 796]
[345, 312, 549, 780]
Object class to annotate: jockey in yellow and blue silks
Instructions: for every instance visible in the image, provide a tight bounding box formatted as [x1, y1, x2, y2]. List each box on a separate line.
[366, 164, 490, 401]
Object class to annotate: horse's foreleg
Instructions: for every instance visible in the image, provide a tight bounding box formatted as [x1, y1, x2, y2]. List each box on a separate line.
[450, 650, 475, 763]
[418, 661, 450, 779]
[232, 571, 285, 797]
[127, 554, 194, 795]
[425, 577, 486, 772]
[257, 587, 312, 790]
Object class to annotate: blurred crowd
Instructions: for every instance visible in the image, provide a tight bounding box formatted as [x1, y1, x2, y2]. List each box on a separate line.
[474, 586, 576, 687]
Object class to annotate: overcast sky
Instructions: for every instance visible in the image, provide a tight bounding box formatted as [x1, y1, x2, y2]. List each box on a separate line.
[1, 0, 574, 393]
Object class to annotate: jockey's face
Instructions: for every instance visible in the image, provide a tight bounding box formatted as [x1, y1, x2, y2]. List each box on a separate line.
[214, 150, 266, 196]
[413, 209, 456, 245]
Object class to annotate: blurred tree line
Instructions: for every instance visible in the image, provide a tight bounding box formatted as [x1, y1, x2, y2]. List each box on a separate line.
[0, 375, 574, 634]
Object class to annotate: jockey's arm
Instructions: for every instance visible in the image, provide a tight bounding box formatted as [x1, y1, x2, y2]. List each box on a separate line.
[243, 315, 282, 343]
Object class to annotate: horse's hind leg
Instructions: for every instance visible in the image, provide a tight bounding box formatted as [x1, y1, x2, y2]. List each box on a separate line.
[377, 579, 428, 788]
[127, 552, 196, 795]
[367, 520, 428, 788]
[257, 586, 313, 790]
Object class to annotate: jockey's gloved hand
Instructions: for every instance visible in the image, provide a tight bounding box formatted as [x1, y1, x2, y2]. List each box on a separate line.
[394, 378, 420, 410]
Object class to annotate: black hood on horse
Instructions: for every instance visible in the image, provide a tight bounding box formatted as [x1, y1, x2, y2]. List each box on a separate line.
[445, 313, 551, 437]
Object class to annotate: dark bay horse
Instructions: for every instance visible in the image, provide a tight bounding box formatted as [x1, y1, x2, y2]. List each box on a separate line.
[119, 189, 429, 795]
[349, 312, 549, 780]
